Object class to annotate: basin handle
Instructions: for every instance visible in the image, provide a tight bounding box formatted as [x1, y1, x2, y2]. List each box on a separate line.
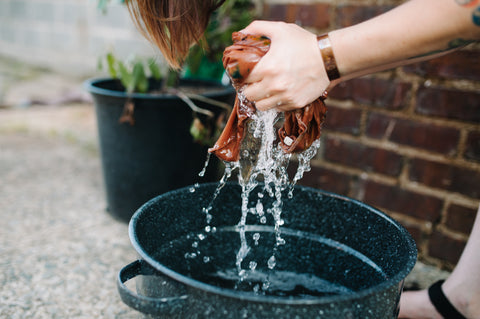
[117, 259, 188, 316]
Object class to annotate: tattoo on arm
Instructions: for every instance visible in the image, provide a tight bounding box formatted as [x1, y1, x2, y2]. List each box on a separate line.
[408, 38, 474, 60]
[448, 38, 476, 47]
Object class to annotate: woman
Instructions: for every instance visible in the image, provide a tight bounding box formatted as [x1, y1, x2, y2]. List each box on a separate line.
[125, 0, 480, 317]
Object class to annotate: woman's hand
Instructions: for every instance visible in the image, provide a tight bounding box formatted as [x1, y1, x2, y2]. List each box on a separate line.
[241, 21, 331, 112]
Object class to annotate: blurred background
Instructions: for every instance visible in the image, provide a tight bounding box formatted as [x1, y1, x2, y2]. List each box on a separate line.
[0, 0, 154, 76]
[0, 0, 479, 318]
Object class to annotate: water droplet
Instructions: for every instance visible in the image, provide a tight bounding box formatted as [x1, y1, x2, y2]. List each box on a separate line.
[198, 154, 211, 177]
[262, 281, 270, 291]
[256, 201, 264, 215]
[252, 232, 260, 245]
[203, 256, 210, 263]
[184, 252, 197, 259]
[249, 261, 257, 271]
[267, 255, 276, 269]
[253, 284, 260, 294]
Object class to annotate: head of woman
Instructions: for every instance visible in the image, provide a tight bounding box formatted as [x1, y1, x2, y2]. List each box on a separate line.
[125, 0, 225, 69]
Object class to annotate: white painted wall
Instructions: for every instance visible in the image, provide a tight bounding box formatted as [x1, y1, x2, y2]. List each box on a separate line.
[0, 0, 160, 77]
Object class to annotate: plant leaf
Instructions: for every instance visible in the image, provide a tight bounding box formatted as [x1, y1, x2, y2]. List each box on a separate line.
[106, 52, 117, 78]
[118, 61, 134, 93]
[132, 61, 148, 93]
[147, 58, 162, 80]
[97, 0, 108, 14]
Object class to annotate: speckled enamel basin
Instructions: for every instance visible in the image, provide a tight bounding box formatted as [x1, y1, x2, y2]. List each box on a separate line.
[118, 182, 417, 318]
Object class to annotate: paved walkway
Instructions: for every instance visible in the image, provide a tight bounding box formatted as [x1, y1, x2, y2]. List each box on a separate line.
[0, 104, 141, 318]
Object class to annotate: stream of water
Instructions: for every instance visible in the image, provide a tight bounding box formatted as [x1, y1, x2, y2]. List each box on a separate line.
[193, 87, 322, 294]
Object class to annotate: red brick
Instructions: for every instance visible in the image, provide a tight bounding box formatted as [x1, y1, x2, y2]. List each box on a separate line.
[415, 86, 480, 123]
[409, 158, 480, 199]
[357, 180, 443, 221]
[335, 5, 395, 27]
[402, 223, 423, 247]
[262, 4, 287, 21]
[365, 112, 391, 139]
[295, 165, 351, 196]
[445, 204, 478, 235]
[403, 49, 480, 81]
[323, 104, 361, 135]
[324, 136, 403, 176]
[464, 130, 480, 163]
[263, 4, 330, 29]
[328, 81, 351, 100]
[428, 230, 467, 264]
[293, 4, 330, 29]
[329, 78, 411, 110]
[366, 113, 460, 155]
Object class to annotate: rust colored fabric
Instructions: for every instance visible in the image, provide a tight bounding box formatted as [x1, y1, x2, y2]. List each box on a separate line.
[208, 32, 327, 162]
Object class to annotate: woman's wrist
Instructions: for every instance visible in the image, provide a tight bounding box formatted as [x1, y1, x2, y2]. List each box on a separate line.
[315, 33, 342, 94]
[317, 34, 341, 82]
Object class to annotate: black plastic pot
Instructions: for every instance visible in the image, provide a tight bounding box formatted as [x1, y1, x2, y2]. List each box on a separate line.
[118, 182, 417, 318]
[84, 78, 235, 222]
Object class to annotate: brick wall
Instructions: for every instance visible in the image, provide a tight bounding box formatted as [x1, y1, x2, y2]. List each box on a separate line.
[0, 0, 155, 76]
[261, 0, 480, 269]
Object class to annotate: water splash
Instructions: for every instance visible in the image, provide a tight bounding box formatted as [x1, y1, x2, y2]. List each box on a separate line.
[231, 91, 321, 288]
[198, 153, 211, 177]
[198, 85, 322, 293]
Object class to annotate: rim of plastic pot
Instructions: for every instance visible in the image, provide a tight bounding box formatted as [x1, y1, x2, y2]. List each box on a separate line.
[83, 77, 235, 100]
[128, 182, 418, 306]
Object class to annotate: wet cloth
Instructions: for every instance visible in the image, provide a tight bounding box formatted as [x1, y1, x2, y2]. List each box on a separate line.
[208, 32, 327, 162]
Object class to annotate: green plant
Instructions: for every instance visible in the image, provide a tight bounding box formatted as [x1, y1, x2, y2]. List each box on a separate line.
[97, 0, 125, 14]
[97, 52, 232, 145]
[96, 0, 255, 144]
[98, 0, 255, 87]
[98, 53, 162, 94]
[185, 0, 256, 80]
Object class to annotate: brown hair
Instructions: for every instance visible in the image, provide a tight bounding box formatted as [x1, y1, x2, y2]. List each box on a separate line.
[125, 0, 225, 69]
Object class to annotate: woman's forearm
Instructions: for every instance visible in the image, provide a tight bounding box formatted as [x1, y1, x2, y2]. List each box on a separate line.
[241, 0, 479, 110]
[329, 0, 480, 82]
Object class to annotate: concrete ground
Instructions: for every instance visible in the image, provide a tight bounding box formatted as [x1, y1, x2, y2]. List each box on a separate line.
[0, 60, 141, 318]
[0, 59, 449, 318]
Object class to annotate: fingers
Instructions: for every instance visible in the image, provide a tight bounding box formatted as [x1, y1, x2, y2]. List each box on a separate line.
[242, 81, 267, 103]
[243, 79, 296, 111]
[237, 20, 322, 112]
[255, 98, 293, 112]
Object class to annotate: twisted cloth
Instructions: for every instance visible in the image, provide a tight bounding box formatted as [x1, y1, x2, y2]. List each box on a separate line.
[208, 32, 327, 162]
